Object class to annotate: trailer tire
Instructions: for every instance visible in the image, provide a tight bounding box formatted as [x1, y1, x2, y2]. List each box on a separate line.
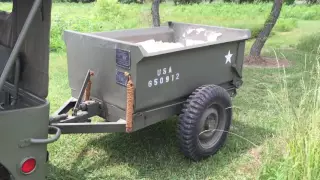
[178, 84, 232, 161]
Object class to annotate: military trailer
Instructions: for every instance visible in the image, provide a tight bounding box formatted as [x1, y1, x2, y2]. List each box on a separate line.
[0, 0, 251, 179]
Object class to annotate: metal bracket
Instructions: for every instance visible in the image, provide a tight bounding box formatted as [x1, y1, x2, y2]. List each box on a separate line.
[73, 70, 94, 116]
[50, 98, 102, 124]
[10, 58, 21, 106]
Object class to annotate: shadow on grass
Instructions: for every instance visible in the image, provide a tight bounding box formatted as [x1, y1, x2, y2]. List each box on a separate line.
[48, 118, 274, 180]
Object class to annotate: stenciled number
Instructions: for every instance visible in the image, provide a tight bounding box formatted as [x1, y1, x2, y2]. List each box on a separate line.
[176, 73, 179, 80]
[148, 66, 180, 87]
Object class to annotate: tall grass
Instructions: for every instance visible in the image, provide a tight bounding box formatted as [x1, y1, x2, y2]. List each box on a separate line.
[297, 32, 320, 53]
[258, 49, 320, 180]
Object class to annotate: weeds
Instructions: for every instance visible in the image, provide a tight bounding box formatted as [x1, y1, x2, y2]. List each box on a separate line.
[258, 50, 320, 180]
[274, 18, 297, 32]
[297, 32, 320, 53]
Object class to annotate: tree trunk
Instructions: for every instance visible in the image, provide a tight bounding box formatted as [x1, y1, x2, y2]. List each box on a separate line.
[151, 0, 160, 27]
[249, 0, 283, 59]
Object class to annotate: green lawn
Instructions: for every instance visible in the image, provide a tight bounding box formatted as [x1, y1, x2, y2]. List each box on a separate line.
[1, 1, 320, 179]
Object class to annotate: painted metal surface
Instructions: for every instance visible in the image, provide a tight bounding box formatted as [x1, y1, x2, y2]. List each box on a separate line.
[0, 83, 50, 180]
[0, 0, 52, 99]
[63, 22, 250, 132]
[0, 1, 53, 179]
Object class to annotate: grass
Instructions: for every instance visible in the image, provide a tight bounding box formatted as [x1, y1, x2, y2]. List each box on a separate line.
[5, 1, 316, 52]
[1, 1, 320, 179]
[297, 32, 320, 52]
[258, 51, 320, 180]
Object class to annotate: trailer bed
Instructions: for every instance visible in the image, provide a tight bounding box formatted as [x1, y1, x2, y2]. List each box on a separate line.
[64, 22, 250, 118]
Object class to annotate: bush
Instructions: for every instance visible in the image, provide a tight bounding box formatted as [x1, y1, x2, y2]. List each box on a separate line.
[53, 0, 96, 2]
[297, 32, 320, 52]
[306, 0, 320, 4]
[230, 23, 272, 39]
[281, 5, 320, 20]
[50, 15, 68, 52]
[94, 0, 125, 20]
[284, 0, 295, 5]
[173, 0, 202, 5]
[274, 18, 297, 32]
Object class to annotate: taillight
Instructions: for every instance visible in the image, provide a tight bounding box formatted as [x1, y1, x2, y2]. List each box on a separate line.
[20, 157, 36, 174]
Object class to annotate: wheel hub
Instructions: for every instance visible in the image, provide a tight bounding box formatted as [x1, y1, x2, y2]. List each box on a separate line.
[199, 108, 218, 141]
[198, 104, 226, 149]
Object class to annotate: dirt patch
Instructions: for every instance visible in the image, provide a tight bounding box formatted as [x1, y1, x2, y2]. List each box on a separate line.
[236, 146, 263, 177]
[248, 146, 263, 163]
[244, 56, 291, 68]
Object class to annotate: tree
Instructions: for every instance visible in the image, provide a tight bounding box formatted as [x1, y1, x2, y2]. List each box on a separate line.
[151, 0, 160, 27]
[248, 0, 283, 62]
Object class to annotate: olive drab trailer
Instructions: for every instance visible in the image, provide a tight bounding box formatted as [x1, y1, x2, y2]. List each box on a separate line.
[0, 0, 251, 179]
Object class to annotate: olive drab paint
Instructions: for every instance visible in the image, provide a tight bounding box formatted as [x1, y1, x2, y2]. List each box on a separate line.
[63, 21, 250, 131]
[1, 3, 251, 177]
[0, 0, 53, 180]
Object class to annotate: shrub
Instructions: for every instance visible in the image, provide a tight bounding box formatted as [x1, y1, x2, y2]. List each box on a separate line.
[230, 23, 268, 39]
[284, 0, 295, 5]
[53, 0, 96, 2]
[94, 0, 125, 21]
[297, 32, 320, 53]
[274, 18, 297, 32]
[173, 0, 202, 5]
[118, 0, 165, 4]
[50, 15, 68, 52]
[306, 0, 320, 4]
[281, 5, 320, 20]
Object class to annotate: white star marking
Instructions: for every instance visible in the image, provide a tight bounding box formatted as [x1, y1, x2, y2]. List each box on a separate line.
[225, 50, 233, 64]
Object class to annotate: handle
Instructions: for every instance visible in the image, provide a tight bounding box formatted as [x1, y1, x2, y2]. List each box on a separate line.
[29, 126, 61, 144]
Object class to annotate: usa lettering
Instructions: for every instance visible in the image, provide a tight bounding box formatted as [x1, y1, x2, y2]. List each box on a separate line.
[148, 66, 179, 88]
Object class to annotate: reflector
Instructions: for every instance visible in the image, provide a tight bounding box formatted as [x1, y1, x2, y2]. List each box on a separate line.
[21, 158, 36, 174]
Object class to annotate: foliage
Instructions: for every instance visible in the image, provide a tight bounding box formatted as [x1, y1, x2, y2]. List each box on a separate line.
[33, 2, 320, 52]
[94, 0, 125, 21]
[274, 18, 297, 32]
[281, 4, 320, 20]
[285, 0, 295, 5]
[297, 32, 320, 52]
[53, 0, 96, 2]
[258, 52, 320, 180]
[1, 2, 320, 179]
[306, 0, 320, 4]
[173, 0, 202, 5]
[0, 0, 96, 2]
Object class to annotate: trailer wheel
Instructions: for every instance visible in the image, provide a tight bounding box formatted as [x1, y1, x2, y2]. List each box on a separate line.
[178, 84, 232, 161]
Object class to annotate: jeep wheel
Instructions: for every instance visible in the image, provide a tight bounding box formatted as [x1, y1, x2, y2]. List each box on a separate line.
[177, 84, 232, 161]
[0, 164, 12, 180]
